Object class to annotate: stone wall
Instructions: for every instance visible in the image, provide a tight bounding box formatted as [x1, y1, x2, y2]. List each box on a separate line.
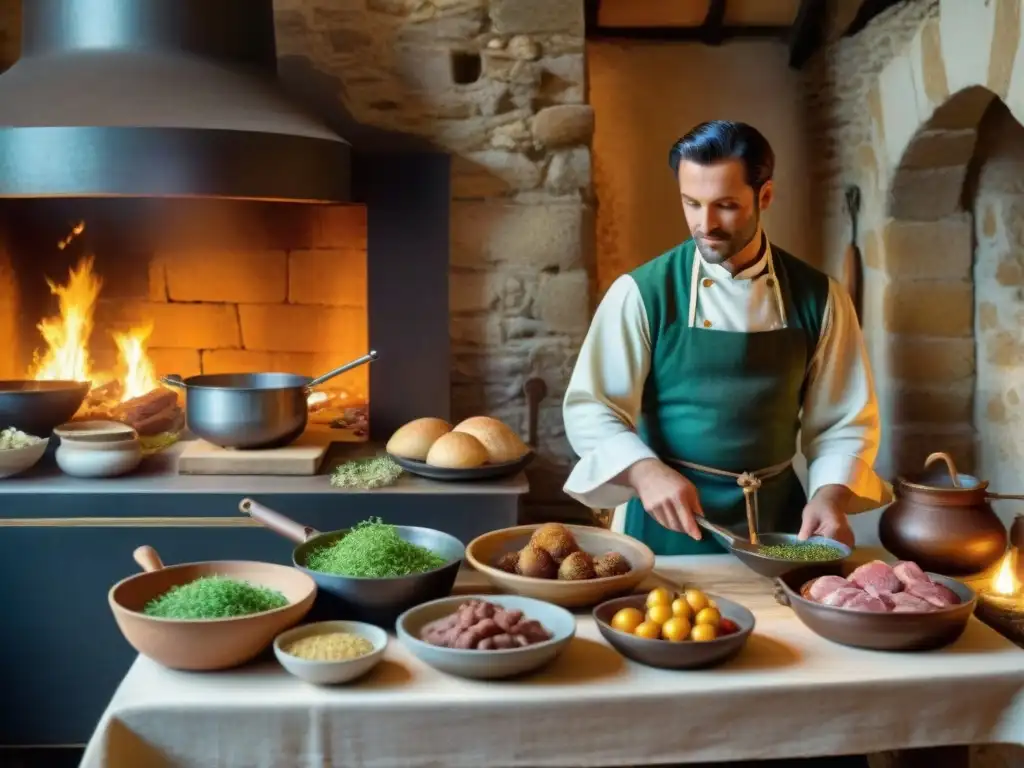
[274, 0, 592, 515]
[972, 101, 1024, 502]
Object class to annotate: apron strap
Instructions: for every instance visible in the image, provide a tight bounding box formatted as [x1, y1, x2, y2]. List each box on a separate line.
[663, 456, 793, 545]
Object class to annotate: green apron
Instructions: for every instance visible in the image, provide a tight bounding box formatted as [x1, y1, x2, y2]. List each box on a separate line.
[624, 238, 828, 556]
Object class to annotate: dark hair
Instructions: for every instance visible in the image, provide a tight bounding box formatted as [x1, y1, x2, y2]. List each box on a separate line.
[668, 121, 774, 191]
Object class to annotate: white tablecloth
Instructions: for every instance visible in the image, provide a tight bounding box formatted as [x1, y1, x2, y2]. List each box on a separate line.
[81, 556, 1024, 768]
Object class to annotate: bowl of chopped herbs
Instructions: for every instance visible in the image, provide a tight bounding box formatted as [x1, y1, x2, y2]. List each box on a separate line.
[108, 545, 317, 671]
[240, 498, 466, 627]
[707, 532, 852, 579]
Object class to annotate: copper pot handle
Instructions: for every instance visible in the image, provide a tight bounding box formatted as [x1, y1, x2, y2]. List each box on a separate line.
[924, 452, 960, 488]
[986, 493, 1024, 501]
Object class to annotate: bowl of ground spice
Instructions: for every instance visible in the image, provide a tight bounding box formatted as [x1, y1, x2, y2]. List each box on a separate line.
[109, 545, 317, 671]
[274, 620, 388, 685]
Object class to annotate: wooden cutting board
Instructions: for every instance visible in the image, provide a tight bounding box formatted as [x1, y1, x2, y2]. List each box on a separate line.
[177, 432, 334, 476]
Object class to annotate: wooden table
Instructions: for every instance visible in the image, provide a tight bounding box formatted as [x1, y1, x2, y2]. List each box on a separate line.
[80, 556, 1024, 768]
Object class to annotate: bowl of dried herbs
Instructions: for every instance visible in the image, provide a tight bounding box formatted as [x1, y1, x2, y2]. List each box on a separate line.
[108, 545, 317, 671]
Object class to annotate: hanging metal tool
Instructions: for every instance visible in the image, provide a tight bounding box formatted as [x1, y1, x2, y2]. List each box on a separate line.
[842, 185, 864, 323]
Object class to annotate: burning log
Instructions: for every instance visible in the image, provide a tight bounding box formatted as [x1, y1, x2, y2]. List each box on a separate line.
[111, 387, 183, 436]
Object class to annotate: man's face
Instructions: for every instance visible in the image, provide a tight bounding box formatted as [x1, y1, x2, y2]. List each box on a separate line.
[677, 158, 772, 265]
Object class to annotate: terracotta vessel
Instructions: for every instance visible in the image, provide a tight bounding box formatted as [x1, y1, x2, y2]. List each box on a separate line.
[879, 452, 1015, 576]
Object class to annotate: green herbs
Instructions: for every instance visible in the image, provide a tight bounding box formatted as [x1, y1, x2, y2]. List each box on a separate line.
[305, 517, 447, 577]
[330, 455, 403, 490]
[142, 576, 288, 619]
[758, 542, 844, 562]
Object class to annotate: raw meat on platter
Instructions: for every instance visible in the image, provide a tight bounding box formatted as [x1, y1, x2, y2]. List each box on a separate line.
[803, 560, 961, 613]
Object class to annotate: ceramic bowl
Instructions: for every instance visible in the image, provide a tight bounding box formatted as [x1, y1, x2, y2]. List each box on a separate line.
[593, 593, 755, 669]
[465, 524, 655, 608]
[274, 620, 388, 685]
[54, 420, 142, 477]
[0, 437, 49, 478]
[396, 594, 576, 680]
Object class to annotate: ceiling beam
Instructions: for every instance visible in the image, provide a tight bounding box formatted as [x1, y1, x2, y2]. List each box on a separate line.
[700, 0, 727, 45]
[788, 0, 828, 70]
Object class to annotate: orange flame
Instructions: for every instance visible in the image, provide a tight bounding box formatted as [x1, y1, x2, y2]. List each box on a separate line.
[992, 548, 1020, 597]
[29, 235, 160, 405]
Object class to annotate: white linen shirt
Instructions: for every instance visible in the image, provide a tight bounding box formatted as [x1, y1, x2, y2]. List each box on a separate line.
[562, 240, 891, 517]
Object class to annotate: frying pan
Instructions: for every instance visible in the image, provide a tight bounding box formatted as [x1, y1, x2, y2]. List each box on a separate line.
[108, 545, 317, 671]
[773, 561, 977, 651]
[0, 379, 90, 437]
[239, 498, 465, 626]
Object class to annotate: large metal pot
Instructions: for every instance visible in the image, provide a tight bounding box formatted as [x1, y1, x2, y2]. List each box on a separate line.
[879, 452, 1016, 576]
[161, 351, 377, 449]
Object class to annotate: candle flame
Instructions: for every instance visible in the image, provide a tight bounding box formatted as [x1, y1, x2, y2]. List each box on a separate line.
[992, 548, 1020, 596]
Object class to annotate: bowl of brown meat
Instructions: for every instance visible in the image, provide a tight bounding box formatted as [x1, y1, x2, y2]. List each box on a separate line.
[465, 523, 655, 608]
[396, 595, 576, 679]
[774, 558, 976, 651]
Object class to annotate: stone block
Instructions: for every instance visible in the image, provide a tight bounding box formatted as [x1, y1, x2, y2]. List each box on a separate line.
[94, 300, 241, 350]
[539, 54, 586, 105]
[449, 270, 502, 314]
[898, 129, 978, 169]
[202, 350, 322, 377]
[237, 304, 366, 354]
[545, 147, 591, 195]
[983, 329, 1024, 367]
[451, 200, 591, 271]
[531, 105, 594, 148]
[451, 150, 544, 197]
[880, 215, 972, 279]
[148, 348, 202, 378]
[534, 270, 590, 333]
[489, 0, 584, 35]
[887, 381, 974, 425]
[163, 250, 287, 303]
[882, 280, 973, 337]
[450, 314, 504, 347]
[887, 166, 968, 220]
[288, 249, 367, 307]
[314, 205, 368, 250]
[888, 424, 976, 476]
[886, 335, 976, 383]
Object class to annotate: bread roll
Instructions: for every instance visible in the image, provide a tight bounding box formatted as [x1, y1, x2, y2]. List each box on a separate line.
[425, 431, 489, 469]
[452, 416, 529, 464]
[386, 417, 452, 461]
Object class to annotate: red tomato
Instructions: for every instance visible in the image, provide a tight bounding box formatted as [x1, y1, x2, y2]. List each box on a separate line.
[719, 618, 739, 636]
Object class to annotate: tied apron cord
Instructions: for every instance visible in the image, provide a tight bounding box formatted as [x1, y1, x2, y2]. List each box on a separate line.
[664, 456, 794, 545]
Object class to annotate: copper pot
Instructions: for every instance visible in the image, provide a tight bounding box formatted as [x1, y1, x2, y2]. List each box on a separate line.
[879, 452, 1014, 576]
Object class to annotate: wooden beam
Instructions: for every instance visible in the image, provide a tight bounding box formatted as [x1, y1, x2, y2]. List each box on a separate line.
[596, 0, 709, 29]
[700, 0, 727, 45]
[787, 0, 828, 69]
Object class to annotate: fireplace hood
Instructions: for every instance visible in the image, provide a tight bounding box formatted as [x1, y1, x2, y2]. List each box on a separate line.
[0, 0, 352, 203]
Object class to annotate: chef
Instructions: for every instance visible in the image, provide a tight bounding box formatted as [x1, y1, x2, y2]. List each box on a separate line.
[562, 120, 891, 555]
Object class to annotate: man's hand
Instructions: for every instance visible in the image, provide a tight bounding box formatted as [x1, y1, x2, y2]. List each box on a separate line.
[798, 484, 855, 547]
[625, 458, 704, 540]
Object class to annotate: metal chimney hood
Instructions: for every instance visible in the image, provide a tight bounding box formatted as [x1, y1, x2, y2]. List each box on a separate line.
[0, 0, 352, 202]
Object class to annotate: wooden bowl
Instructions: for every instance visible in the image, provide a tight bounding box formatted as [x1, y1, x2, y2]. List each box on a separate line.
[109, 546, 317, 670]
[594, 593, 754, 669]
[465, 524, 655, 608]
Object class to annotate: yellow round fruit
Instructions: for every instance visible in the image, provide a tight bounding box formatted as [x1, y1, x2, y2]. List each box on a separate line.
[684, 588, 709, 614]
[610, 607, 644, 634]
[670, 597, 692, 619]
[695, 606, 722, 629]
[646, 604, 673, 625]
[690, 623, 718, 642]
[646, 587, 673, 608]
[661, 616, 691, 642]
[708, 598, 718, 610]
[634, 621, 662, 640]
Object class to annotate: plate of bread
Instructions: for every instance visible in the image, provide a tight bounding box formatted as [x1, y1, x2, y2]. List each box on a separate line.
[386, 416, 534, 480]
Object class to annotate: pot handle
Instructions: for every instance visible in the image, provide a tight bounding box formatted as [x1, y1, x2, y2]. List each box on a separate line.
[305, 351, 379, 392]
[133, 545, 165, 573]
[986, 493, 1024, 501]
[239, 498, 319, 543]
[924, 452, 961, 488]
[772, 580, 792, 608]
[160, 374, 186, 389]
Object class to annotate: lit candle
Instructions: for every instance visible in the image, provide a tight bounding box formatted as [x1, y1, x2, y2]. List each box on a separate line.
[980, 548, 1022, 612]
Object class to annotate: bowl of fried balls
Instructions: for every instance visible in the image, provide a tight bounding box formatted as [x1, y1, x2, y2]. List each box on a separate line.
[594, 586, 755, 670]
[466, 523, 655, 608]
[396, 594, 576, 679]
